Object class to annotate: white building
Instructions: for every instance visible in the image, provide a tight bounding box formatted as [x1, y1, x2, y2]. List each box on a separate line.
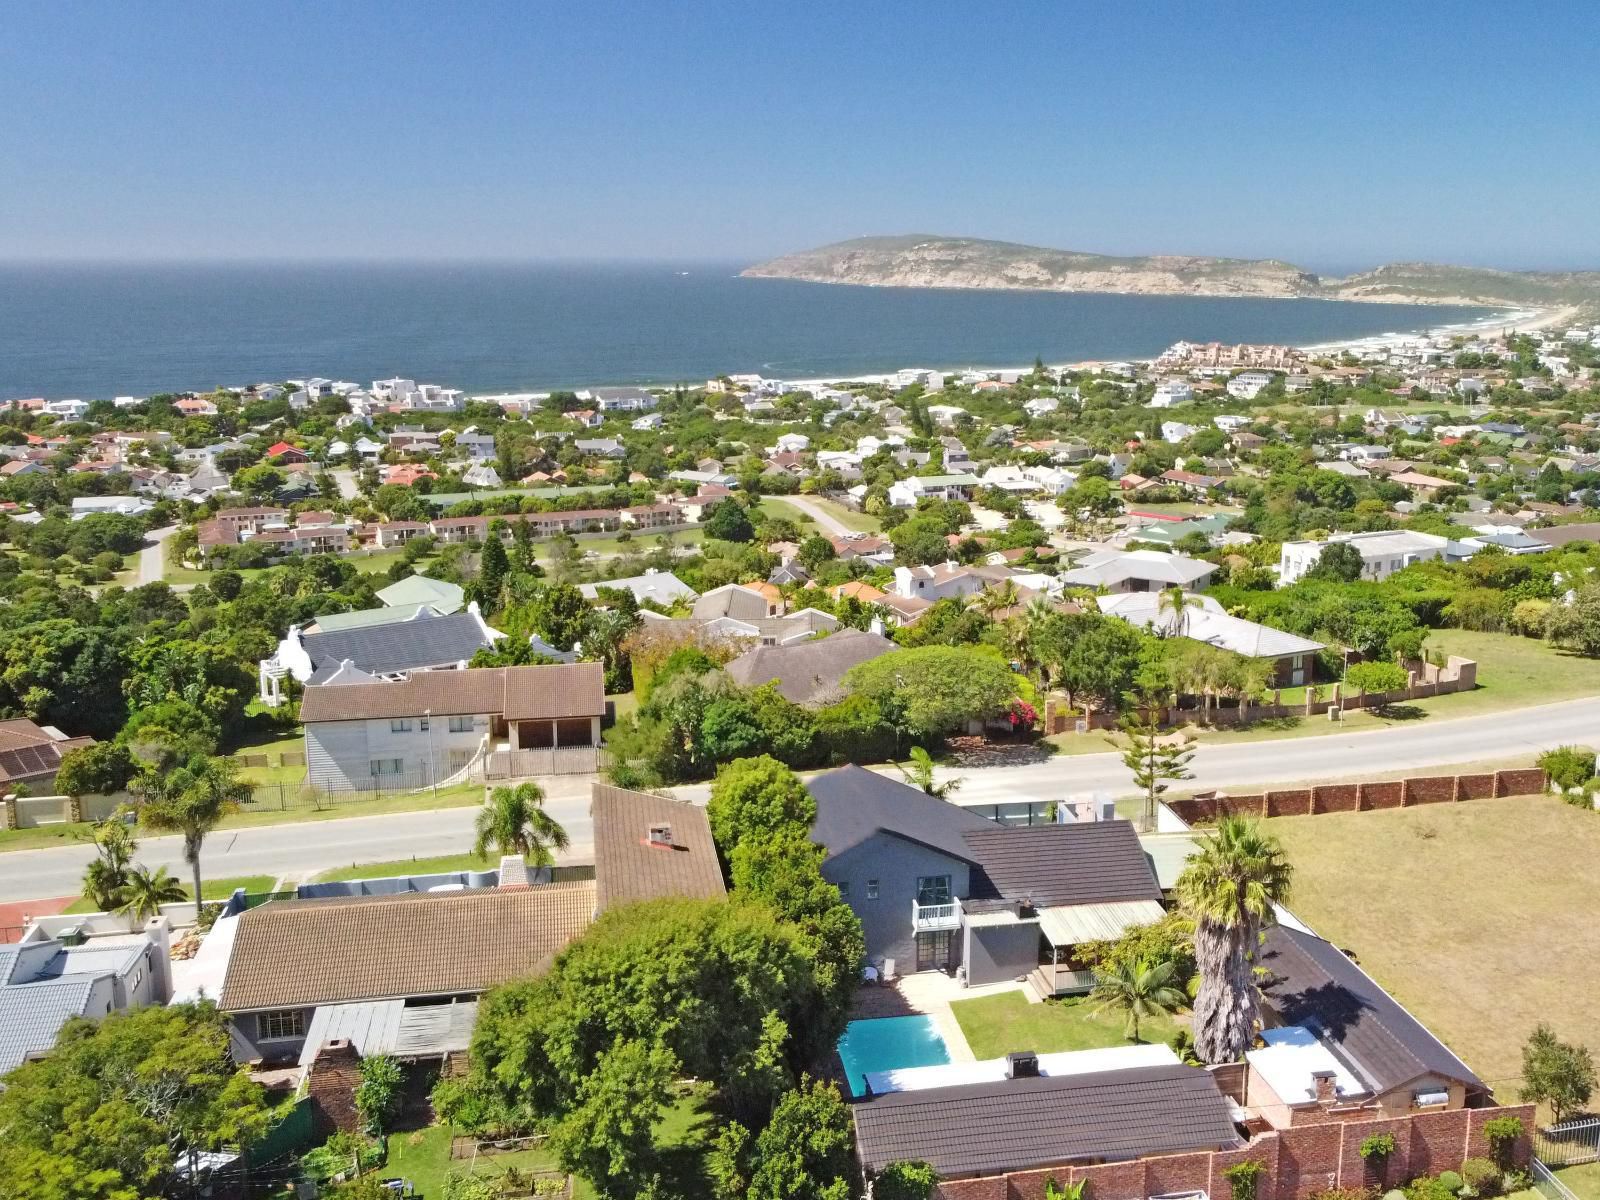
[1149, 380, 1193, 408]
[1226, 371, 1275, 400]
[1023, 397, 1060, 418]
[1161, 421, 1196, 444]
[1276, 530, 1475, 586]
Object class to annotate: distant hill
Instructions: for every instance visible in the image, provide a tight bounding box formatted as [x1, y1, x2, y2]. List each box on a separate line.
[742, 236, 1600, 309]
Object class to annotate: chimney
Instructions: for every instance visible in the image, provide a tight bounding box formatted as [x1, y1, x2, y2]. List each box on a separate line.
[1311, 1069, 1337, 1103]
[647, 822, 674, 848]
[497, 854, 530, 889]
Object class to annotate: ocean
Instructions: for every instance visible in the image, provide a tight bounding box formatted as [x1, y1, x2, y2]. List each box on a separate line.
[0, 261, 1498, 400]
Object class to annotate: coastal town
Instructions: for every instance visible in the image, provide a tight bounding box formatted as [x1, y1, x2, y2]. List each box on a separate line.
[1, 307, 1600, 1200]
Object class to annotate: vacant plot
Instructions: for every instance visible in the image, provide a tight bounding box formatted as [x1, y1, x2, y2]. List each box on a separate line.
[1264, 794, 1600, 1091]
[951, 990, 1179, 1060]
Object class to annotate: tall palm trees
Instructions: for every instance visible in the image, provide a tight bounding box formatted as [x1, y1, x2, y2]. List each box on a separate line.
[114, 865, 186, 930]
[1175, 816, 1294, 1064]
[1157, 586, 1204, 639]
[474, 782, 570, 867]
[1091, 957, 1186, 1042]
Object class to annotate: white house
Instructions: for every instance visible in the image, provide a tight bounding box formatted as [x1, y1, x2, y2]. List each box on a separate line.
[926, 403, 966, 426]
[1149, 380, 1193, 408]
[773, 433, 811, 454]
[1023, 397, 1060, 418]
[586, 387, 658, 412]
[1213, 415, 1250, 433]
[1277, 530, 1475, 586]
[887, 473, 979, 507]
[891, 563, 989, 602]
[1161, 421, 1197, 444]
[1061, 549, 1217, 593]
[1227, 371, 1275, 400]
[43, 398, 90, 419]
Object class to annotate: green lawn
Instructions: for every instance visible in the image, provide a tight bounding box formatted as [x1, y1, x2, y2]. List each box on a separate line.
[1509, 1162, 1600, 1200]
[61, 873, 278, 914]
[313, 852, 495, 883]
[0, 823, 92, 853]
[950, 990, 1180, 1060]
[1264, 794, 1600, 1087]
[223, 722, 307, 787]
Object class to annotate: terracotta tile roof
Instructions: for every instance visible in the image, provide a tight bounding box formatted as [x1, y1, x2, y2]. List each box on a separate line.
[592, 784, 726, 912]
[299, 662, 605, 723]
[0, 719, 93, 784]
[218, 881, 595, 1011]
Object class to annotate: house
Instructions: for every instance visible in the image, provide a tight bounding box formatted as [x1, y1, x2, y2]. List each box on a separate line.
[216, 879, 595, 1064]
[1277, 530, 1474, 585]
[887, 473, 979, 507]
[808, 767, 1165, 989]
[1022, 397, 1059, 419]
[1159, 469, 1220, 495]
[375, 574, 466, 614]
[461, 464, 502, 488]
[692, 582, 784, 620]
[1149, 379, 1193, 408]
[592, 784, 725, 914]
[0, 718, 95, 794]
[0, 459, 45, 478]
[1061, 548, 1216, 592]
[384, 464, 438, 487]
[1098, 592, 1323, 686]
[1251, 923, 1489, 1122]
[1227, 371, 1275, 400]
[832, 580, 889, 607]
[298, 662, 605, 790]
[723, 628, 897, 706]
[892, 563, 989, 602]
[266, 441, 309, 464]
[637, 605, 840, 648]
[1160, 421, 1196, 444]
[579, 569, 699, 607]
[586, 386, 657, 412]
[258, 605, 503, 705]
[0, 921, 174, 1075]
[574, 437, 626, 459]
[246, 523, 353, 556]
[1388, 470, 1457, 501]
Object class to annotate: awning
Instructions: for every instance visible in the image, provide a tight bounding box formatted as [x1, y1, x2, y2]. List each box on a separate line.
[1038, 900, 1167, 947]
[298, 998, 479, 1066]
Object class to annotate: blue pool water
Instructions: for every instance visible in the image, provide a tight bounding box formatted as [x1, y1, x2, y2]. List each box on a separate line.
[837, 1016, 952, 1097]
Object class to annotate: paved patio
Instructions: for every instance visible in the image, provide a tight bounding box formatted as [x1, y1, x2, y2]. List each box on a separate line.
[850, 971, 1033, 1064]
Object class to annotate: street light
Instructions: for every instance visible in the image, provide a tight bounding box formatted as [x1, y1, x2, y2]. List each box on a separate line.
[425, 708, 437, 796]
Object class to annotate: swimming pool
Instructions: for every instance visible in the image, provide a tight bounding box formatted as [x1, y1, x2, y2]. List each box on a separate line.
[836, 1015, 952, 1097]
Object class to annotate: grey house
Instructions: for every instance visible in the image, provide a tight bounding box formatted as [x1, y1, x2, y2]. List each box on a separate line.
[808, 767, 1165, 991]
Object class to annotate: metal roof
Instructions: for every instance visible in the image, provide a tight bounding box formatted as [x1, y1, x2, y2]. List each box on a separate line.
[0, 978, 100, 1076]
[852, 1063, 1242, 1179]
[1037, 899, 1168, 947]
[297, 999, 480, 1065]
[375, 575, 466, 613]
[1138, 833, 1201, 890]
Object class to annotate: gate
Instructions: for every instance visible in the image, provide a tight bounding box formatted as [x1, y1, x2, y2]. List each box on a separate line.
[1535, 1118, 1600, 1168]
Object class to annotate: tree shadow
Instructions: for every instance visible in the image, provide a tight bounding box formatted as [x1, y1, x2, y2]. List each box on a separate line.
[1372, 703, 1427, 722]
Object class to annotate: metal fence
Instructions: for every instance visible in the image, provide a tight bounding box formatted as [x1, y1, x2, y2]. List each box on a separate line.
[483, 746, 606, 779]
[1533, 1159, 1583, 1200]
[1536, 1118, 1600, 1168]
[242, 772, 446, 812]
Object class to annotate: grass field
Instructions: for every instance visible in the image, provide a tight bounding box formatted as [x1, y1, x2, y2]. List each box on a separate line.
[313, 851, 494, 882]
[1264, 794, 1600, 1091]
[759, 495, 881, 534]
[951, 990, 1179, 1060]
[61, 874, 277, 914]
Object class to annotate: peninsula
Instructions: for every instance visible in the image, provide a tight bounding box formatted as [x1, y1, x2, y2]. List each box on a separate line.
[743, 234, 1600, 310]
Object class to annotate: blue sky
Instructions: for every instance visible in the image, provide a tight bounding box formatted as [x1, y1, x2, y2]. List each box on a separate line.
[3, 2, 1597, 268]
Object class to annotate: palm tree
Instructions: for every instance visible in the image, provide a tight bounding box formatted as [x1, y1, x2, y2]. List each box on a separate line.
[1091, 957, 1187, 1042]
[80, 817, 137, 911]
[114, 864, 186, 929]
[899, 746, 960, 799]
[1157, 586, 1204, 638]
[1175, 816, 1294, 1064]
[973, 579, 1020, 618]
[473, 782, 570, 867]
[138, 756, 249, 916]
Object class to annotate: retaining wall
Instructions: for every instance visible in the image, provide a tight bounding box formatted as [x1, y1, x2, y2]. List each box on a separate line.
[1169, 769, 1548, 825]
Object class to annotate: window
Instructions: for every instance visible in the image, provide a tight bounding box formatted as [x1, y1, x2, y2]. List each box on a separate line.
[866, 879, 880, 901]
[258, 1010, 306, 1041]
[449, 715, 473, 733]
[837, 881, 850, 900]
[418, 717, 430, 732]
[916, 875, 952, 906]
[370, 758, 403, 776]
[390, 718, 413, 733]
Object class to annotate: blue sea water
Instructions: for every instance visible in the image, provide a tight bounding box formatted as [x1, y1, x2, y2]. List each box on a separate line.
[837, 1015, 952, 1097]
[0, 261, 1494, 400]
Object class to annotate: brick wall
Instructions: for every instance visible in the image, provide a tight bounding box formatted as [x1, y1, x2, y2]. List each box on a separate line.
[306, 1039, 362, 1134]
[929, 1105, 1535, 1200]
[1167, 771, 1546, 825]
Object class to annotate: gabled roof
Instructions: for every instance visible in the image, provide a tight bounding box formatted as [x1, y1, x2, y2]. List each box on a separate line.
[300, 609, 498, 682]
[1257, 924, 1485, 1096]
[808, 765, 996, 864]
[300, 661, 604, 723]
[723, 629, 897, 706]
[852, 1063, 1242, 1178]
[959, 821, 1163, 907]
[0, 978, 101, 1076]
[375, 574, 466, 613]
[218, 882, 595, 1012]
[592, 784, 726, 912]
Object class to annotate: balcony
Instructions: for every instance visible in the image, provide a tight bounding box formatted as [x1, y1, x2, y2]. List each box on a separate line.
[912, 899, 960, 931]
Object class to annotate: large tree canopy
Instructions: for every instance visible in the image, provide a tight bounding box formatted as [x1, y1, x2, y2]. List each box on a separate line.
[844, 645, 1019, 737]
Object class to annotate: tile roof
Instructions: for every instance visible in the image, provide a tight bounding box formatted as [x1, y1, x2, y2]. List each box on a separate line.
[0, 978, 102, 1075]
[219, 881, 596, 1012]
[299, 662, 605, 723]
[592, 784, 726, 912]
[959, 821, 1164, 907]
[0, 719, 93, 784]
[301, 609, 498, 682]
[1257, 924, 1485, 1096]
[852, 1063, 1242, 1178]
[808, 765, 996, 864]
[724, 629, 897, 706]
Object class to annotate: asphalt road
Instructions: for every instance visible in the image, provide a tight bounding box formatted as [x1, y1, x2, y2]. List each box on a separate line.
[139, 524, 179, 585]
[6, 697, 1599, 903]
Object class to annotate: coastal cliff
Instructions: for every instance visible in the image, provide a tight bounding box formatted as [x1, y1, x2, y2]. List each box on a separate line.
[742, 236, 1600, 309]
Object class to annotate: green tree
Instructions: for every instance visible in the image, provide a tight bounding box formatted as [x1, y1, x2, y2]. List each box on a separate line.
[472, 782, 570, 868]
[355, 1054, 406, 1135]
[1116, 706, 1195, 832]
[1307, 540, 1365, 582]
[136, 755, 250, 917]
[707, 755, 816, 854]
[1547, 581, 1600, 657]
[874, 1160, 940, 1200]
[704, 499, 755, 543]
[1521, 1023, 1595, 1122]
[747, 1078, 856, 1200]
[1090, 957, 1186, 1041]
[1157, 585, 1204, 638]
[1343, 659, 1407, 707]
[79, 816, 137, 911]
[0, 1002, 271, 1200]
[898, 745, 959, 798]
[114, 864, 186, 928]
[1030, 611, 1146, 711]
[845, 645, 1018, 741]
[549, 1039, 678, 1200]
[1176, 817, 1293, 1065]
[56, 741, 136, 810]
[1539, 745, 1597, 796]
[477, 536, 510, 606]
[797, 534, 836, 573]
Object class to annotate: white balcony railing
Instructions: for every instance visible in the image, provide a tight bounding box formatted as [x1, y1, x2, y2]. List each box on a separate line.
[912, 899, 960, 931]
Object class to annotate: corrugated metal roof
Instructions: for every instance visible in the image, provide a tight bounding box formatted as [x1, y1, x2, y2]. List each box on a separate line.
[394, 1001, 478, 1057]
[1139, 833, 1201, 890]
[1037, 899, 1168, 946]
[298, 1000, 405, 1066]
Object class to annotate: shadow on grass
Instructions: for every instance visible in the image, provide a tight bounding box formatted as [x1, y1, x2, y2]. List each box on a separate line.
[1371, 703, 1428, 722]
[1237, 716, 1304, 732]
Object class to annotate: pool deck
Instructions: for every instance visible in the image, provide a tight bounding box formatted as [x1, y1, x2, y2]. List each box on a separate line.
[851, 972, 1032, 1064]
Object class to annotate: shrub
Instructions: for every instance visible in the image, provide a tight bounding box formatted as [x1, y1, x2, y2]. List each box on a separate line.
[1224, 1160, 1267, 1200]
[1384, 1191, 1408, 1200]
[1436, 1171, 1463, 1194]
[1404, 1175, 1456, 1200]
[871, 1162, 941, 1200]
[1483, 1115, 1524, 1170]
[1309, 1188, 1376, 1200]
[1360, 1133, 1398, 1162]
[1460, 1158, 1500, 1197]
[1521, 1023, 1596, 1121]
[1538, 746, 1597, 796]
[354, 1054, 405, 1134]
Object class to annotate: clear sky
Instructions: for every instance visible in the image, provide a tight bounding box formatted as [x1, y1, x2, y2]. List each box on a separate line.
[4, 2, 1597, 269]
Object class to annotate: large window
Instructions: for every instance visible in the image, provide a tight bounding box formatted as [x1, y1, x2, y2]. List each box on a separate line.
[258, 1010, 306, 1041]
[916, 875, 952, 906]
[449, 715, 474, 733]
[370, 758, 403, 776]
[389, 719, 413, 733]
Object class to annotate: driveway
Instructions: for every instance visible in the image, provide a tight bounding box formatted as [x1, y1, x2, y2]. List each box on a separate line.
[139, 524, 179, 585]
[782, 495, 858, 539]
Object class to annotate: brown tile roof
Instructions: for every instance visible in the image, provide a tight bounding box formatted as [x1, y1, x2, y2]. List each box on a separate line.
[0, 719, 93, 784]
[592, 784, 726, 912]
[298, 662, 605, 723]
[218, 881, 595, 1012]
